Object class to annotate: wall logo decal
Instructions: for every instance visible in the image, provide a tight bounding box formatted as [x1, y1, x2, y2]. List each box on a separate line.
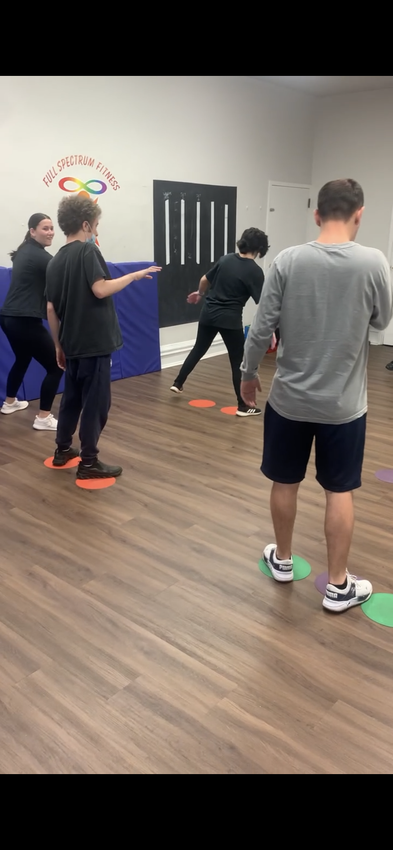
[42, 155, 120, 245]
[42, 155, 120, 193]
[58, 177, 108, 196]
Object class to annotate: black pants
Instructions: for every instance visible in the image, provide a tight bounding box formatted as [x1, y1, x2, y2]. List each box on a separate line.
[56, 355, 111, 464]
[175, 323, 245, 407]
[0, 316, 63, 410]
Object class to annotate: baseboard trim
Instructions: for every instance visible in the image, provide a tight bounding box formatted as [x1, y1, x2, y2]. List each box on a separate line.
[160, 336, 226, 369]
[161, 331, 389, 368]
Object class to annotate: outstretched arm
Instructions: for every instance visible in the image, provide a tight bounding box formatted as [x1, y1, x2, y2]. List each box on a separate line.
[92, 265, 162, 299]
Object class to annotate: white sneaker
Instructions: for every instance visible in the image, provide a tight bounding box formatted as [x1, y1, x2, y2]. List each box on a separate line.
[33, 413, 58, 431]
[323, 573, 372, 613]
[263, 543, 294, 582]
[1, 398, 29, 415]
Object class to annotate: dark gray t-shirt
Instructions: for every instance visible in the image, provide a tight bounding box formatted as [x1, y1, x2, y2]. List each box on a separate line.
[241, 241, 393, 424]
[46, 241, 123, 359]
[1, 240, 51, 319]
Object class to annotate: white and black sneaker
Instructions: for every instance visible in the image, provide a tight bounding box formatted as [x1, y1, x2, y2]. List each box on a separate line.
[323, 573, 372, 613]
[263, 543, 294, 582]
[170, 382, 183, 394]
[236, 406, 262, 417]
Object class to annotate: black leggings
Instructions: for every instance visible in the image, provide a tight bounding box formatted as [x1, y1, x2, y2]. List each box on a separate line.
[175, 323, 246, 407]
[0, 316, 63, 410]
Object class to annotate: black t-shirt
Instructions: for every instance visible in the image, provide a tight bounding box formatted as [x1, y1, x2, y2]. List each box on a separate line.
[199, 253, 264, 329]
[45, 241, 123, 359]
[1, 239, 52, 319]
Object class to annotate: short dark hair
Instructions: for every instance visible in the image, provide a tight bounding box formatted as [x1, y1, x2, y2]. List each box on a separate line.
[9, 212, 51, 262]
[317, 179, 364, 222]
[237, 227, 269, 258]
[57, 195, 102, 236]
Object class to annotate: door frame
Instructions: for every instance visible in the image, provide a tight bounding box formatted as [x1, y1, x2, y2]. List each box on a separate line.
[265, 180, 312, 272]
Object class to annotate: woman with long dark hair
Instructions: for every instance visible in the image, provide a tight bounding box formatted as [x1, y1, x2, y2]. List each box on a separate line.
[0, 213, 63, 429]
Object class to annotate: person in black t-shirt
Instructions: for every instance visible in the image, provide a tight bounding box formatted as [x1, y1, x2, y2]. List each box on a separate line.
[170, 228, 269, 416]
[46, 195, 161, 480]
[0, 213, 63, 429]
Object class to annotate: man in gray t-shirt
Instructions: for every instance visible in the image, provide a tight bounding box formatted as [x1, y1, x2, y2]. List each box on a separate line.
[240, 179, 393, 614]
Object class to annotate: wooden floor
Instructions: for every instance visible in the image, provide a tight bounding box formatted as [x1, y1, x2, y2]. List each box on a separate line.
[0, 344, 392, 774]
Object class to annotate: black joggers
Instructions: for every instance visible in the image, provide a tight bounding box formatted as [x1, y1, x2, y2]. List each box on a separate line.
[56, 355, 111, 464]
[175, 323, 246, 408]
[0, 316, 63, 410]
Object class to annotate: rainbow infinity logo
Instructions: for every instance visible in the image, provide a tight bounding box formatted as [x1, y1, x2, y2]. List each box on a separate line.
[58, 177, 107, 195]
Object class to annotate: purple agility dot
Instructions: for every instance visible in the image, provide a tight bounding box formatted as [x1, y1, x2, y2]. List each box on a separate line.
[315, 572, 329, 595]
[375, 469, 393, 484]
[315, 571, 362, 595]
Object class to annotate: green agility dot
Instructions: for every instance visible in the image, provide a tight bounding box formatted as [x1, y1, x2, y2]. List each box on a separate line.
[361, 593, 393, 628]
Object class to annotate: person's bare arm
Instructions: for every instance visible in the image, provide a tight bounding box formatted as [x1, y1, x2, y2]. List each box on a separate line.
[92, 265, 161, 299]
[47, 302, 66, 370]
[198, 274, 210, 296]
[47, 302, 60, 345]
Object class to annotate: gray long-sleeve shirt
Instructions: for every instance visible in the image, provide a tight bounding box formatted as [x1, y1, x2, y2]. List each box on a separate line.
[240, 241, 393, 424]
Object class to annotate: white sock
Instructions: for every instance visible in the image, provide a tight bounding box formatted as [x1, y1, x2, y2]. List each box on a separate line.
[275, 551, 291, 563]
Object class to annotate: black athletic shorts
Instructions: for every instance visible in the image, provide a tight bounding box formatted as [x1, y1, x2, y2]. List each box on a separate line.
[261, 402, 367, 493]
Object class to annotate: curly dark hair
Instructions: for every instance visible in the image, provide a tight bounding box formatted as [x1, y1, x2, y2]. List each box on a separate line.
[57, 195, 102, 236]
[237, 227, 269, 258]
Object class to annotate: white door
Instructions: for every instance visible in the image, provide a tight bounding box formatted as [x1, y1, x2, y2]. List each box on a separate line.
[243, 182, 312, 327]
[265, 182, 312, 271]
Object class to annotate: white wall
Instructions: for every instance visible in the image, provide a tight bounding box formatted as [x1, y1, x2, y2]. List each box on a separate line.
[310, 89, 393, 252]
[0, 75, 316, 353]
[310, 89, 393, 346]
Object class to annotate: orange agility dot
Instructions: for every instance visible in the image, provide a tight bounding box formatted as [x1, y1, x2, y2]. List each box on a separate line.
[220, 406, 238, 416]
[75, 477, 116, 490]
[188, 399, 216, 408]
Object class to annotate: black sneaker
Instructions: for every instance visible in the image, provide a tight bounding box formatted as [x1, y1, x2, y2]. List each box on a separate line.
[76, 459, 123, 480]
[170, 381, 183, 394]
[386, 361, 393, 371]
[52, 447, 80, 467]
[236, 407, 262, 417]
